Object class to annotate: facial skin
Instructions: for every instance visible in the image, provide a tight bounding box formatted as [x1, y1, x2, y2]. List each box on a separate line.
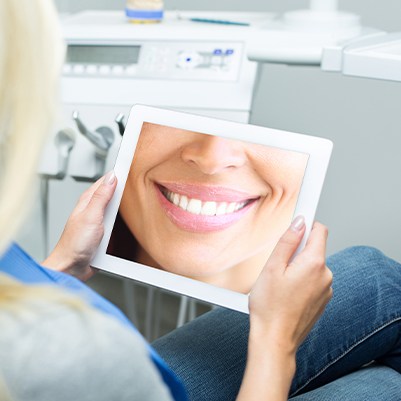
[117, 123, 308, 293]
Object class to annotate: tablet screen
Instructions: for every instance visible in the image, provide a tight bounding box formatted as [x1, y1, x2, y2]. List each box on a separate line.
[107, 122, 309, 294]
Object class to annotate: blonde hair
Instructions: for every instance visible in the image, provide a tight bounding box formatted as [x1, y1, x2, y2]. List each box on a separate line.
[0, 6, 104, 398]
[0, 377, 12, 401]
[0, 0, 64, 254]
[0, 274, 85, 313]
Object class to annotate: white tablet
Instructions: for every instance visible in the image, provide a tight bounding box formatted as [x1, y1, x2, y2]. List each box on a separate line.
[92, 105, 332, 313]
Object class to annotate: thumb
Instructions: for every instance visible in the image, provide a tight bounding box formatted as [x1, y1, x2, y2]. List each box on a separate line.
[265, 216, 306, 269]
[86, 171, 117, 219]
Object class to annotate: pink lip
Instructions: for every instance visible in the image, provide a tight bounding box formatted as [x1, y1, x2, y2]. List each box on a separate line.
[154, 184, 258, 233]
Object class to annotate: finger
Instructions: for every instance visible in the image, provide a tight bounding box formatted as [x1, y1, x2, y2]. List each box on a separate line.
[303, 222, 328, 258]
[74, 176, 105, 213]
[86, 171, 117, 220]
[266, 215, 306, 269]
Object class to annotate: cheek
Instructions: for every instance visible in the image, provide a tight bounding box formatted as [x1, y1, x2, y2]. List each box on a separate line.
[253, 151, 308, 190]
[134, 133, 186, 172]
[131, 155, 156, 178]
[126, 151, 163, 203]
[259, 168, 305, 203]
[119, 172, 147, 234]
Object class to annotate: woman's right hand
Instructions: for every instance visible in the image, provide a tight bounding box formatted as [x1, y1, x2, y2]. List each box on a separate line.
[249, 217, 333, 354]
[237, 217, 332, 401]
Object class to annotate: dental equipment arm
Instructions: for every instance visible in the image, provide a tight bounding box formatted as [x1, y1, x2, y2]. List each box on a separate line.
[247, 0, 367, 65]
[322, 32, 401, 82]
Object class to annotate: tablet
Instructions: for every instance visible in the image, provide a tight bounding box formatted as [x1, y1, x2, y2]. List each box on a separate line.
[92, 105, 332, 313]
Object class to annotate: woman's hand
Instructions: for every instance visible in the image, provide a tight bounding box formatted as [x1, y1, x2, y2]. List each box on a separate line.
[237, 217, 333, 401]
[249, 217, 333, 352]
[42, 171, 117, 281]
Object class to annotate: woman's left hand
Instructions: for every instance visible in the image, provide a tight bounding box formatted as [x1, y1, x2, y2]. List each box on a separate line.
[42, 171, 117, 281]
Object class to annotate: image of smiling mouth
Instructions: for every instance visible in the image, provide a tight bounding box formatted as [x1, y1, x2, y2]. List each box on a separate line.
[155, 183, 260, 233]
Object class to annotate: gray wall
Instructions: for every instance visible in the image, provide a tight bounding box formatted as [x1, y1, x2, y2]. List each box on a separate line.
[252, 65, 401, 261]
[53, 0, 401, 261]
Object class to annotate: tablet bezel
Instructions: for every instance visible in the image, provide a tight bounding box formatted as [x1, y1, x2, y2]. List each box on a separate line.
[92, 104, 333, 313]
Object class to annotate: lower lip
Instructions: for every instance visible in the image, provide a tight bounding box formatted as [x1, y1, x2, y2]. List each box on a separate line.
[155, 185, 256, 233]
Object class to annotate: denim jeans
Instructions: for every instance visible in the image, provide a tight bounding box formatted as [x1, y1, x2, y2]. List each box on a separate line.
[153, 247, 401, 400]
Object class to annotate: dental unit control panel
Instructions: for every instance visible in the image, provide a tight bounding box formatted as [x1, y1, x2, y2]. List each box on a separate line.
[64, 42, 243, 82]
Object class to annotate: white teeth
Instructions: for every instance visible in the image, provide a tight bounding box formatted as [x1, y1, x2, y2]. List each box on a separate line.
[216, 202, 228, 216]
[226, 202, 237, 214]
[201, 201, 217, 216]
[172, 193, 180, 206]
[187, 198, 202, 215]
[163, 189, 250, 216]
[235, 202, 245, 211]
[178, 195, 188, 210]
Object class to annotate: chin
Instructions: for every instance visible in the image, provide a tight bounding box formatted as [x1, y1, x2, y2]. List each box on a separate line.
[158, 260, 222, 279]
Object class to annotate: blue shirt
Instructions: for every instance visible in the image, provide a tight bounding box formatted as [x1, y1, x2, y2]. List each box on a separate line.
[0, 243, 188, 401]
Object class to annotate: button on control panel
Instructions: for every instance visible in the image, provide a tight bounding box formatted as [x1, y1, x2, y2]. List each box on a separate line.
[98, 65, 111, 75]
[72, 64, 85, 74]
[176, 51, 203, 69]
[111, 65, 124, 75]
[86, 65, 98, 75]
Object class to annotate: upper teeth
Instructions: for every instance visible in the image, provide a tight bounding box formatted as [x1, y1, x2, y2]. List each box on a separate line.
[163, 189, 248, 216]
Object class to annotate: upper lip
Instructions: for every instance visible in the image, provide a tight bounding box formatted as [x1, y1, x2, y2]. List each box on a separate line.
[156, 182, 260, 203]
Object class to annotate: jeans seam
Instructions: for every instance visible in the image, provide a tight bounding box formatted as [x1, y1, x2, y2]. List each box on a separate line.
[291, 315, 401, 397]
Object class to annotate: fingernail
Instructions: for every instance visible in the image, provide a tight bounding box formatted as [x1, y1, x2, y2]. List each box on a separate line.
[103, 170, 116, 185]
[291, 215, 305, 232]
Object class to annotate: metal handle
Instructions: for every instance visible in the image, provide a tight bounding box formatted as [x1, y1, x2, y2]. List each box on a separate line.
[115, 113, 126, 136]
[72, 111, 114, 156]
[54, 128, 76, 179]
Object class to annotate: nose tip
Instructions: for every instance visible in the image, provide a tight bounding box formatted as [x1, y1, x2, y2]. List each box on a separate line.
[181, 136, 246, 175]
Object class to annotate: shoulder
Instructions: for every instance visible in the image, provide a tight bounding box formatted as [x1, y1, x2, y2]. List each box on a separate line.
[0, 298, 173, 401]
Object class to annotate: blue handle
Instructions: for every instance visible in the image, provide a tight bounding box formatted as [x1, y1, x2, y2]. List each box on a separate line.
[190, 18, 250, 26]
